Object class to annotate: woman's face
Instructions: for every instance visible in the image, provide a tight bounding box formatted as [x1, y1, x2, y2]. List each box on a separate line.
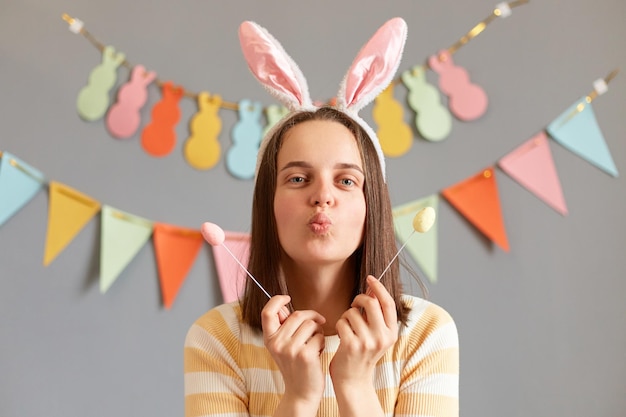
[274, 119, 366, 267]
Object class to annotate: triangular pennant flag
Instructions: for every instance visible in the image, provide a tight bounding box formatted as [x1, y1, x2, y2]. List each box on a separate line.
[0, 151, 46, 227]
[153, 223, 204, 309]
[392, 194, 439, 284]
[211, 231, 250, 303]
[498, 131, 568, 216]
[546, 97, 618, 177]
[44, 182, 101, 266]
[442, 167, 510, 252]
[99, 205, 153, 293]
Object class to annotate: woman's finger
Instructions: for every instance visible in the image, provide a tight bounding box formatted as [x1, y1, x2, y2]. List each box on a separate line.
[365, 275, 397, 329]
[261, 295, 291, 336]
[352, 293, 386, 330]
[290, 317, 325, 347]
[335, 315, 357, 343]
[341, 305, 371, 337]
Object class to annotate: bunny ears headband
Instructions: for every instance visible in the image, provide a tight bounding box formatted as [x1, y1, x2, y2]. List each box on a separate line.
[238, 17, 409, 181]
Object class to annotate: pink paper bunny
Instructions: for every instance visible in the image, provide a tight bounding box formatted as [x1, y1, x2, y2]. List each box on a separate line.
[106, 65, 157, 139]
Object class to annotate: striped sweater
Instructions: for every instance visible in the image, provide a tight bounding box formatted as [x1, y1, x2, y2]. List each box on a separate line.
[184, 295, 459, 417]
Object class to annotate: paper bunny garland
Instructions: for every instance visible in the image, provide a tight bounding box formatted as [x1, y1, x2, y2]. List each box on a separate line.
[238, 17, 409, 181]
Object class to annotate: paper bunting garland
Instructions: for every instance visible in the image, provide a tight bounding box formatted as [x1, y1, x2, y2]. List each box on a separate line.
[442, 167, 510, 252]
[99, 205, 153, 293]
[211, 231, 251, 303]
[0, 8, 617, 309]
[0, 63, 620, 305]
[63, 2, 528, 173]
[153, 223, 204, 309]
[393, 195, 439, 283]
[0, 151, 45, 227]
[0, 149, 254, 308]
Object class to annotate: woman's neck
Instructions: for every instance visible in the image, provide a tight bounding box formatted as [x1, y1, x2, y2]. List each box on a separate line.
[282, 259, 355, 335]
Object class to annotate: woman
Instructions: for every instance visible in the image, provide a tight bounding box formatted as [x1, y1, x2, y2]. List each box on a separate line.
[184, 108, 459, 417]
[185, 18, 458, 417]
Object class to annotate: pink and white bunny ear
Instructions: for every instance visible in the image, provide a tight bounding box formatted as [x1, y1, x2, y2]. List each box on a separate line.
[239, 21, 314, 112]
[336, 17, 408, 114]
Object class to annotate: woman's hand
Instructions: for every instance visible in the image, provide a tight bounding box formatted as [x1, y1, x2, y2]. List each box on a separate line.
[261, 295, 326, 411]
[330, 275, 398, 387]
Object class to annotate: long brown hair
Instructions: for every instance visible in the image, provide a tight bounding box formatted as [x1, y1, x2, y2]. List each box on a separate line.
[241, 107, 413, 330]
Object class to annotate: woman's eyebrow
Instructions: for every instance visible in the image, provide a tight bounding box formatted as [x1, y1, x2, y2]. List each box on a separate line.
[335, 163, 364, 174]
[279, 161, 312, 172]
[279, 161, 363, 174]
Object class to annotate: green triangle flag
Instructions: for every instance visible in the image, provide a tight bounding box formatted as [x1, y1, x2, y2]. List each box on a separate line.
[392, 194, 439, 284]
[99, 205, 153, 293]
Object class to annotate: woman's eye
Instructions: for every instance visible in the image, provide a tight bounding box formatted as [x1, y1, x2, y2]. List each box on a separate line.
[340, 178, 354, 186]
[289, 176, 305, 184]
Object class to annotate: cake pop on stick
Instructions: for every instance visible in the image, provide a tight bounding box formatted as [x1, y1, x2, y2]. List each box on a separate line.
[376, 206, 436, 282]
[201, 222, 290, 320]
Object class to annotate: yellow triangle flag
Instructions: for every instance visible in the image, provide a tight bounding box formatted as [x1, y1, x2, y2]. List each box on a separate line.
[43, 181, 101, 266]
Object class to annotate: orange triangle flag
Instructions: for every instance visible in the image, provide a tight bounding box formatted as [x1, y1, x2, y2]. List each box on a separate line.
[44, 182, 101, 266]
[152, 223, 204, 309]
[441, 167, 510, 252]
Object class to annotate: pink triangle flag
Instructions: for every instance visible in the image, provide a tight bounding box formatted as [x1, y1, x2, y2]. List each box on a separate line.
[498, 131, 568, 216]
[211, 231, 250, 303]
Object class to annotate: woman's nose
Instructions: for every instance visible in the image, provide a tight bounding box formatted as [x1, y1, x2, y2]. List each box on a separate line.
[310, 180, 334, 207]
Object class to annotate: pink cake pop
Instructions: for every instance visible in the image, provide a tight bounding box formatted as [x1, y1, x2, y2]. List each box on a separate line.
[201, 222, 225, 246]
[201, 222, 289, 320]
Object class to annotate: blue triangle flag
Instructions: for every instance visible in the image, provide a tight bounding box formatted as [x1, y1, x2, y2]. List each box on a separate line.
[547, 97, 618, 177]
[0, 152, 46, 227]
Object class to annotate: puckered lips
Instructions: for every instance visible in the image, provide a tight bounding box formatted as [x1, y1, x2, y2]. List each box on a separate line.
[307, 212, 332, 235]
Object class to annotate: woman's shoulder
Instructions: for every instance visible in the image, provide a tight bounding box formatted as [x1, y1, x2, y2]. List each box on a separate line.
[394, 295, 460, 395]
[400, 294, 458, 339]
[186, 301, 247, 341]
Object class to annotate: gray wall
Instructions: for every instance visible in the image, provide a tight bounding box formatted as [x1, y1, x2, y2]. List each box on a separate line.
[1, 0, 625, 416]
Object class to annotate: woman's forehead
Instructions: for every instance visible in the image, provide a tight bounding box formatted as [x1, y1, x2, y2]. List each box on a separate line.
[279, 120, 360, 159]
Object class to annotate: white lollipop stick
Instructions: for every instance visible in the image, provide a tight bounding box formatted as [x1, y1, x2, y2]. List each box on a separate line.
[377, 206, 436, 282]
[201, 222, 289, 320]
